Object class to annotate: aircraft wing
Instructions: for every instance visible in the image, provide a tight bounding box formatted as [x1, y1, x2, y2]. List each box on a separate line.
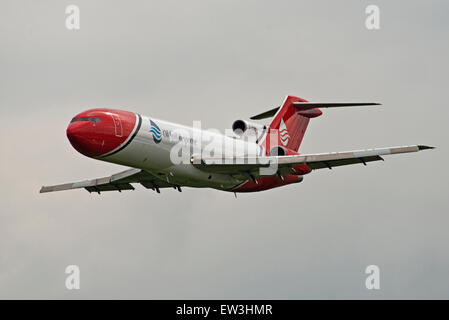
[40, 168, 177, 194]
[193, 145, 434, 176]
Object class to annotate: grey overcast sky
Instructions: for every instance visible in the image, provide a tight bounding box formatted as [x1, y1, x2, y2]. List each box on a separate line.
[0, 0, 448, 299]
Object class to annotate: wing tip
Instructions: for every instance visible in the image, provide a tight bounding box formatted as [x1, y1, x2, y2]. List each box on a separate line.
[39, 186, 49, 193]
[418, 145, 435, 151]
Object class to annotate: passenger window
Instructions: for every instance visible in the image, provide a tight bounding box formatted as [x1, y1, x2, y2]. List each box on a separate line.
[71, 118, 78, 123]
[95, 117, 101, 123]
[79, 117, 89, 121]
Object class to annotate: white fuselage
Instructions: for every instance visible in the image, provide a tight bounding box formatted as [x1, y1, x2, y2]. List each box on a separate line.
[100, 115, 263, 190]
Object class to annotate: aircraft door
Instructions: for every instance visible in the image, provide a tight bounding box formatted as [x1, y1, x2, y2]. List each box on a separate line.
[111, 114, 123, 137]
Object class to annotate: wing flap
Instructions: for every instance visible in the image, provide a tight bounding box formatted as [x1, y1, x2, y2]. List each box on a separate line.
[308, 155, 383, 169]
[85, 183, 135, 193]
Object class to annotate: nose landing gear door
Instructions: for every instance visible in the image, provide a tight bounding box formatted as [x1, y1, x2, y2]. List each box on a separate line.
[111, 114, 123, 137]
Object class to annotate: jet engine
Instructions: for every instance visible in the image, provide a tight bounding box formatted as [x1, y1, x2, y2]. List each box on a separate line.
[232, 120, 266, 142]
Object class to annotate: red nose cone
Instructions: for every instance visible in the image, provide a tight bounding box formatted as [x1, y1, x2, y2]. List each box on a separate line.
[67, 109, 138, 158]
[67, 120, 103, 157]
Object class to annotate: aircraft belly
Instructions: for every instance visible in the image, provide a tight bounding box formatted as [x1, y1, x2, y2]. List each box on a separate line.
[158, 164, 243, 189]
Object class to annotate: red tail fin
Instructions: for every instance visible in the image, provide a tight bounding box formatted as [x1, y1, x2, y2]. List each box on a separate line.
[264, 95, 322, 153]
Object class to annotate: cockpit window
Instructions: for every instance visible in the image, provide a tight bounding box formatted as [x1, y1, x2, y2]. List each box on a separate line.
[71, 117, 101, 123]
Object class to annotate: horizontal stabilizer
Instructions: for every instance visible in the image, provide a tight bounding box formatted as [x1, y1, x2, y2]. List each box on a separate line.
[250, 107, 280, 120]
[292, 102, 381, 110]
[250, 102, 380, 120]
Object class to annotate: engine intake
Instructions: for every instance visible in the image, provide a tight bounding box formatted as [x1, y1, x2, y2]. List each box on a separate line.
[232, 120, 266, 142]
[269, 146, 286, 156]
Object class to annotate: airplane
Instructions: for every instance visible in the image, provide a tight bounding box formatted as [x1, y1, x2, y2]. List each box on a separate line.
[40, 95, 433, 195]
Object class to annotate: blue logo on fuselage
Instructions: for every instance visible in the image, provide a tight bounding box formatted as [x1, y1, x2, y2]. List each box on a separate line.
[149, 120, 162, 144]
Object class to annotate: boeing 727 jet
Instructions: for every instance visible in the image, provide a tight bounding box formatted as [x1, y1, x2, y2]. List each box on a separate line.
[40, 95, 433, 194]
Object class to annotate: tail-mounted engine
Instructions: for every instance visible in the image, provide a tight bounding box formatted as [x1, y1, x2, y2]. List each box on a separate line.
[232, 120, 267, 142]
